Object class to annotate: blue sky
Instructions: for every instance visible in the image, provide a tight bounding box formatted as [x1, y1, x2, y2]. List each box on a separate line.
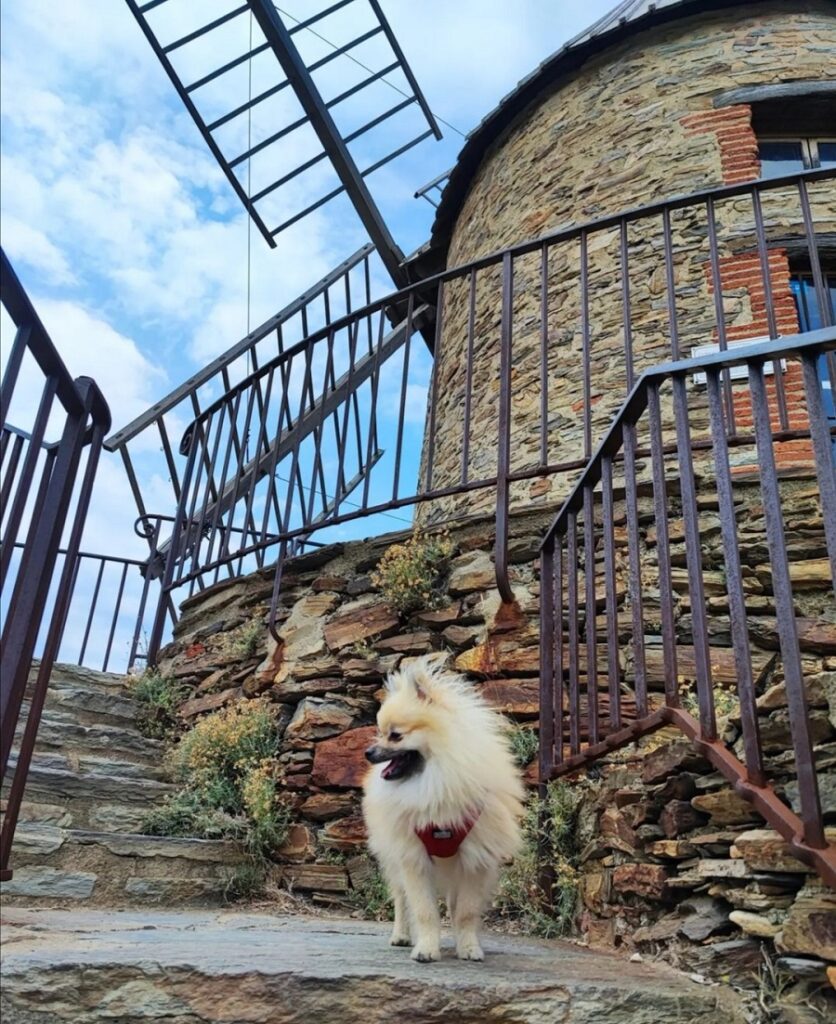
[1, 0, 616, 666]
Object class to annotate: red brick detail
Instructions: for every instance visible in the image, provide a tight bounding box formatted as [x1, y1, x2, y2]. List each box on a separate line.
[680, 105, 760, 185]
[704, 249, 812, 468]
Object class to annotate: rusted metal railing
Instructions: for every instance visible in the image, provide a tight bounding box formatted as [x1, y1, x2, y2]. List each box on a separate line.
[539, 330, 836, 886]
[0, 248, 111, 880]
[103, 244, 378, 563]
[144, 169, 835, 669]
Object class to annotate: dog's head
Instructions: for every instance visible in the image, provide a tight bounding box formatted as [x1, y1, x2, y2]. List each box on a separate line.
[365, 656, 450, 782]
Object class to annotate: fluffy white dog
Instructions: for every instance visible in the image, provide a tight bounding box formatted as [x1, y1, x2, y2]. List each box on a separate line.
[362, 656, 525, 962]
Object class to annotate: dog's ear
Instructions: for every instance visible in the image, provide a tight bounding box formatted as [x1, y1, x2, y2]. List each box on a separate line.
[410, 667, 433, 703]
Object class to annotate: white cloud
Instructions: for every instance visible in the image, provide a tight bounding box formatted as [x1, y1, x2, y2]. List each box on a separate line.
[0, 216, 76, 285]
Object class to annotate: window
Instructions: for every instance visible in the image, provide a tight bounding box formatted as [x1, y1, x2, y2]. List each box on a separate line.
[759, 137, 836, 177]
[790, 273, 836, 446]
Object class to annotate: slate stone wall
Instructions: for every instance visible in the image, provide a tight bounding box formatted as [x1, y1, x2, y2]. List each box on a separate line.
[416, 2, 836, 525]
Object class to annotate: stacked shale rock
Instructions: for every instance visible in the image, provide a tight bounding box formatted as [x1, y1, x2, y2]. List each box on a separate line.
[155, 473, 834, 996]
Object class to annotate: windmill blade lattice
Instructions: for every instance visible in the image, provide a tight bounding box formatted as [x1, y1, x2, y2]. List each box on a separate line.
[126, 0, 441, 282]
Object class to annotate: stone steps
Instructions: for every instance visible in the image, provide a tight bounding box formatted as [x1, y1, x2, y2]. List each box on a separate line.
[22, 663, 141, 728]
[14, 707, 167, 763]
[2, 662, 248, 910]
[1, 823, 245, 908]
[0, 909, 745, 1024]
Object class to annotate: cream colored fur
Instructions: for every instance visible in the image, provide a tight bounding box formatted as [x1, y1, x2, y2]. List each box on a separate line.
[362, 656, 525, 962]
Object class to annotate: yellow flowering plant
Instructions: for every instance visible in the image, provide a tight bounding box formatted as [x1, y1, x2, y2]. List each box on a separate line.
[370, 530, 455, 614]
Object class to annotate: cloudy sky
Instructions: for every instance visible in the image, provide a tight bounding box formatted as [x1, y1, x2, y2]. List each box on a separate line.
[1, 0, 615, 665]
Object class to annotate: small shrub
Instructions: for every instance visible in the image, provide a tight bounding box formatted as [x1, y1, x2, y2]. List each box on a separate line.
[143, 698, 290, 861]
[493, 781, 580, 938]
[232, 621, 262, 660]
[681, 681, 739, 721]
[370, 530, 455, 615]
[168, 697, 279, 801]
[142, 789, 245, 841]
[240, 759, 292, 858]
[349, 639, 377, 660]
[131, 671, 189, 739]
[509, 725, 538, 768]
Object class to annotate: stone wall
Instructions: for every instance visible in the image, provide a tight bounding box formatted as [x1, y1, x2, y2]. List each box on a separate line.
[156, 511, 549, 896]
[417, 2, 836, 523]
[156, 465, 834, 966]
[447, 3, 835, 264]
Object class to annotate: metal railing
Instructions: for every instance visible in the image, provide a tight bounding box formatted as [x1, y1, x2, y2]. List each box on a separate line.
[142, 168, 835, 667]
[9, 513, 175, 675]
[538, 331, 836, 886]
[0, 248, 111, 879]
[103, 243, 379, 569]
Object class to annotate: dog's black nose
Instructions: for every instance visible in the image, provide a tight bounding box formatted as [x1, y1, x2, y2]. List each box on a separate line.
[364, 746, 377, 763]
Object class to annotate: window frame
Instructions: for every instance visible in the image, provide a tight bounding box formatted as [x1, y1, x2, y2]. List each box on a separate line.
[758, 135, 836, 173]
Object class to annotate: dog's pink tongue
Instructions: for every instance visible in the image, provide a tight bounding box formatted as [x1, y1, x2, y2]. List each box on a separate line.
[381, 759, 395, 779]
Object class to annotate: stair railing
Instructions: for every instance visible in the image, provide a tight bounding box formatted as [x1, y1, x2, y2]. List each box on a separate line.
[538, 329, 836, 886]
[144, 168, 835, 671]
[0, 249, 111, 880]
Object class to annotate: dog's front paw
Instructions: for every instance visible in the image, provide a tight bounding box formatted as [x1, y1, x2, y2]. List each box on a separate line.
[456, 940, 484, 961]
[411, 944, 441, 963]
[390, 931, 411, 947]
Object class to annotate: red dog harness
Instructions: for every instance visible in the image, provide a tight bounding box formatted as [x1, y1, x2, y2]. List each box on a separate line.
[415, 813, 480, 858]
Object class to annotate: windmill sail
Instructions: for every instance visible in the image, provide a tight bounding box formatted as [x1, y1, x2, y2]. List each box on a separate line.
[125, 0, 441, 284]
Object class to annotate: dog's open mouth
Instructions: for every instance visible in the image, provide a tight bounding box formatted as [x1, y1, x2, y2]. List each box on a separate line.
[381, 749, 423, 781]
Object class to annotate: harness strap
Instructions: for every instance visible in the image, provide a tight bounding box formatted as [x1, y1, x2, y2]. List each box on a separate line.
[415, 811, 480, 858]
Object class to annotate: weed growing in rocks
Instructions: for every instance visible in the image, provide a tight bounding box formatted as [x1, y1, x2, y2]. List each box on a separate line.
[370, 530, 455, 615]
[131, 671, 189, 739]
[223, 862, 268, 903]
[509, 725, 539, 768]
[349, 638, 377, 660]
[681, 682, 739, 722]
[143, 789, 245, 841]
[143, 699, 290, 861]
[348, 864, 393, 921]
[232, 621, 263, 660]
[492, 781, 581, 938]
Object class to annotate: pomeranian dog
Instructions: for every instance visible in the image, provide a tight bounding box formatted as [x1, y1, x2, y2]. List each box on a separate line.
[362, 656, 525, 963]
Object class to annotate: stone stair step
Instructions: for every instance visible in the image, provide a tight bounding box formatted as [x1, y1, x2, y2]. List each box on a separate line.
[14, 709, 165, 764]
[0, 909, 744, 1023]
[1, 823, 246, 908]
[2, 763, 175, 833]
[7, 750, 168, 783]
[8, 796, 157, 834]
[28, 661, 135, 700]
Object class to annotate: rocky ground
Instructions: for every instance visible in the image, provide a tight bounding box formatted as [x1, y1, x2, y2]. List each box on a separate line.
[0, 907, 744, 1024]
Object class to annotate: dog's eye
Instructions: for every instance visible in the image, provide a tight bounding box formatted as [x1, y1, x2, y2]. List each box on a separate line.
[389, 730, 402, 743]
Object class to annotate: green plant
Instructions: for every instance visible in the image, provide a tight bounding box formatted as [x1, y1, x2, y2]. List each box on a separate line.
[509, 725, 539, 768]
[493, 781, 580, 938]
[223, 862, 267, 903]
[349, 639, 377, 660]
[142, 789, 246, 841]
[131, 671, 189, 739]
[346, 861, 393, 921]
[681, 681, 739, 721]
[370, 530, 455, 615]
[232, 621, 262, 660]
[143, 698, 290, 862]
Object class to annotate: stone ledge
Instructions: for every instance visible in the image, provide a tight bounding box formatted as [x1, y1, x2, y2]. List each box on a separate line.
[0, 908, 744, 1024]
